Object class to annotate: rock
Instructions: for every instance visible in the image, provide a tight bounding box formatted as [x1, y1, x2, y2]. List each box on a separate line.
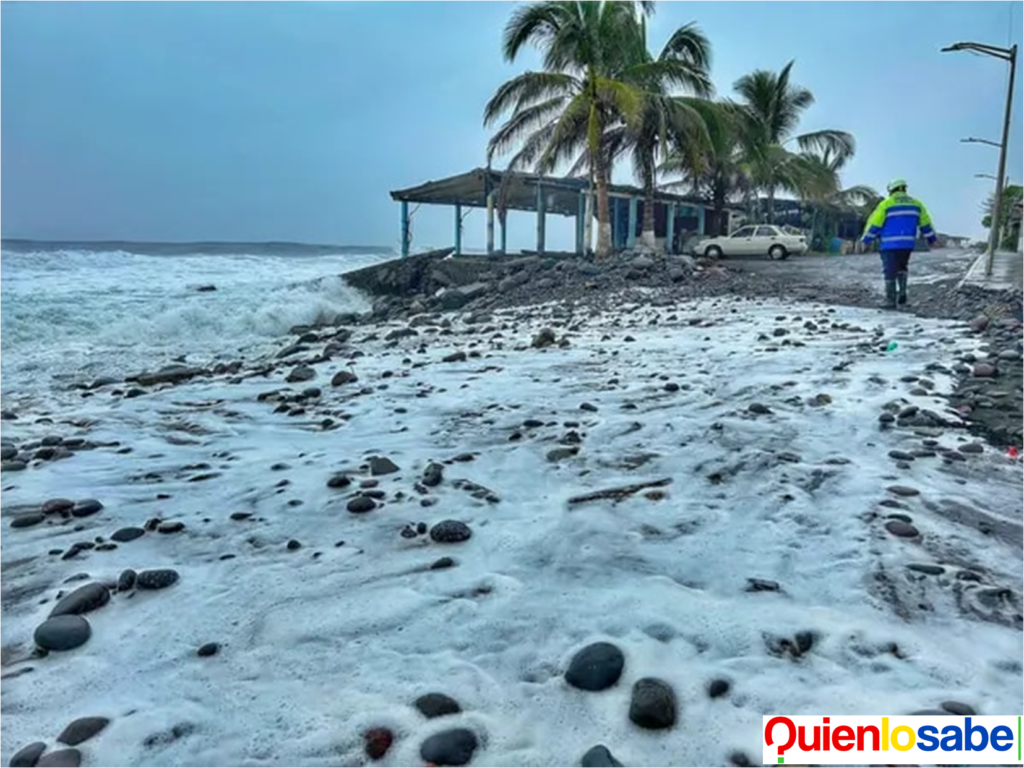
[414, 693, 462, 719]
[941, 700, 976, 715]
[958, 442, 984, 454]
[746, 578, 780, 593]
[117, 569, 137, 591]
[664, 382, 680, 393]
[0, 445, 17, 461]
[565, 641, 624, 691]
[972, 363, 998, 378]
[111, 527, 146, 543]
[888, 450, 916, 461]
[581, 745, 623, 767]
[419, 728, 478, 767]
[878, 413, 896, 424]
[429, 520, 472, 543]
[748, 403, 772, 415]
[197, 642, 220, 658]
[438, 282, 488, 310]
[347, 496, 376, 514]
[887, 485, 920, 497]
[628, 677, 677, 730]
[532, 328, 557, 348]
[157, 521, 185, 534]
[35, 751, 81, 768]
[285, 365, 316, 383]
[11, 513, 46, 529]
[368, 456, 400, 475]
[135, 569, 180, 590]
[442, 351, 467, 363]
[71, 499, 104, 518]
[422, 462, 444, 487]
[326, 473, 352, 489]
[34, 615, 91, 651]
[9, 742, 47, 767]
[906, 564, 944, 575]
[580, 402, 598, 412]
[134, 365, 203, 387]
[50, 583, 111, 617]
[364, 727, 394, 760]
[331, 370, 358, 386]
[970, 315, 990, 332]
[430, 557, 456, 570]
[2, 460, 28, 472]
[885, 520, 920, 538]
[546, 447, 579, 463]
[708, 679, 730, 698]
[57, 716, 110, 746]
[42, 499, 75, 515]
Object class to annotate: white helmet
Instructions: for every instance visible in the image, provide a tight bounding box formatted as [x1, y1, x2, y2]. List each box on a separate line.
[887, 178, 908, 194]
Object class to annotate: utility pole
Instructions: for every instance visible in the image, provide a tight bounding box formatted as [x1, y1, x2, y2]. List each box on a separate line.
[943, 41, 1018, 275]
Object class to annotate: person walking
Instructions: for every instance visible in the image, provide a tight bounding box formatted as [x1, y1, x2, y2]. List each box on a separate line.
[860, 179, 938, 309]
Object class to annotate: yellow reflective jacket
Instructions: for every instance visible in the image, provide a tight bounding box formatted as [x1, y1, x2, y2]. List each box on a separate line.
[862, 192, 936, 251]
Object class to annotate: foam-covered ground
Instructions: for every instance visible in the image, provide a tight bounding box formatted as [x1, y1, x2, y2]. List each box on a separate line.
[2, 294, 1022, 767]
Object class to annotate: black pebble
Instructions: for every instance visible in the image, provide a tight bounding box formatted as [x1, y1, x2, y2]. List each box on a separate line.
[118, 569, 137, 592]
[9, 742, 46, 767]
[286, 539, 301, 551]
[708, 679, 730, 699]
[430, 557, 455, 570]
[419, 728, 478, 767]
[414, 692, 462, 719]
[197, 642, 220, 658]
[347, 496, 376, 514]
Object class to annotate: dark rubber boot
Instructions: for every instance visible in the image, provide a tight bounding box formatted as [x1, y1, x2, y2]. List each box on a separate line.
[896, 272, 908, 306]
[881, 279, 897, 309]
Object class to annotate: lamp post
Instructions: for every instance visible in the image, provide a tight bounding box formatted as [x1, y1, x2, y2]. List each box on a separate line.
[961, 136, 1003, 148]
[943, 41, 1018, 275]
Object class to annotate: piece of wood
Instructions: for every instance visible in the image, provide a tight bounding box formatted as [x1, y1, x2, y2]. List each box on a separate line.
[567, 478, 672, 506]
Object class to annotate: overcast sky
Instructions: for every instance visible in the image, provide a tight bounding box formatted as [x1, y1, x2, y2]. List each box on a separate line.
[2, 1, 1022, 252]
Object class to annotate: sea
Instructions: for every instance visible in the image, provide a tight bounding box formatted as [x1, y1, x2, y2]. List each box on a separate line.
[0, 240, 397, 405]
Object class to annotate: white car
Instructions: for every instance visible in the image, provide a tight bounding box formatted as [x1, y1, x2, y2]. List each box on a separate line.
[694, 224, 808, 260]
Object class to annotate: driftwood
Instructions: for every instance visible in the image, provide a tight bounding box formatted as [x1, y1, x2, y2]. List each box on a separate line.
[567, 478, 672, 506]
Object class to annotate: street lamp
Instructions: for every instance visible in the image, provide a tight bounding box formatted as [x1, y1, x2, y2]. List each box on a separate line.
[943, 40, 1018, 275]
[961, 137, 1003, 148]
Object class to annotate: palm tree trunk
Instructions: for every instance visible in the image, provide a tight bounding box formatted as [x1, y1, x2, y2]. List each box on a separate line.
[767, 186, 775, 224]
[589, 102, 612, 259]
[640, 154, 656, 250]
[712, 187, 727, 236]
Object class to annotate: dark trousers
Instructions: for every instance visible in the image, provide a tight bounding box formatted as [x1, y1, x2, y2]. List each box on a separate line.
[880, 249, 911, 279]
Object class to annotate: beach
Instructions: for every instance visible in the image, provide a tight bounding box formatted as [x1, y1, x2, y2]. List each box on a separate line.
[1, 244, 1022, 767]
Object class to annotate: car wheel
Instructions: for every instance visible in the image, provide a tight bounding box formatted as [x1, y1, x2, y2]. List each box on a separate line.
[768, 244, 788, 261]
[705, 245, 723, 259]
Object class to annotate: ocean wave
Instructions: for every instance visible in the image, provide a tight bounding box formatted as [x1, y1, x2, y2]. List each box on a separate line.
[0, 246, 394, 395]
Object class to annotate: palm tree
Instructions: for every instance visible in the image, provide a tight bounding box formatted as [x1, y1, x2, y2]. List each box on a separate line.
[606, 19, 713, 249]
[659, 100, 750, 237]
[483, 0, 652, 258]
[733, 60, 854, 223]
[793, 149, 878, 247]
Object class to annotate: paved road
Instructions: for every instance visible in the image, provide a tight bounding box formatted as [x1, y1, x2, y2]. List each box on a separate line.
[723, 247, 979, 291]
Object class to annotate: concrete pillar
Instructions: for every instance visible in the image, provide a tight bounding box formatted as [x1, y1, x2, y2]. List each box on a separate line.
[627, 197, 638, 248]
[575, 192, 585, 255]
[666, 203, 676, 255]
[697, 206, 706, 237]
[583, 190, 594, 255]
[454, 204, 463, 255]
[536, 183, 546, 255]
[610, 198, 618, 249]
[486, 193, 495, 256]
[500, 211, 507, 255]
[400, 200, 410, 258]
